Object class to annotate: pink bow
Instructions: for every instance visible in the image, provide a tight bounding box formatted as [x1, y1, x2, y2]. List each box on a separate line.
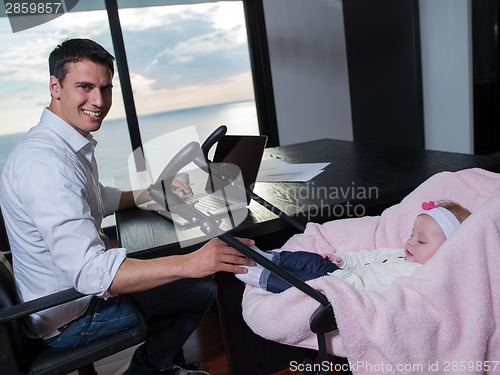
[422, 201, 435, 210]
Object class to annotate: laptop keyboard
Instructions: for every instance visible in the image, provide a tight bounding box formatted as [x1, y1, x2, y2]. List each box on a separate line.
[183, 194, 245, 216]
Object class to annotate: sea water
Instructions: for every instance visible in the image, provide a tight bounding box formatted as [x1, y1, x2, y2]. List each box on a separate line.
[0, 100, 258, 184]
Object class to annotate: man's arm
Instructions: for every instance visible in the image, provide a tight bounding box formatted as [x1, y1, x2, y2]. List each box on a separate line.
[108, 237, 255, 294]
[118, 190, 145, 210]
[118, 177, 193, 210]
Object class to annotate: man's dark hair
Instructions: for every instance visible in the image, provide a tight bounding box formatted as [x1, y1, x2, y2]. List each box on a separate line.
[49, 38, 115, 85]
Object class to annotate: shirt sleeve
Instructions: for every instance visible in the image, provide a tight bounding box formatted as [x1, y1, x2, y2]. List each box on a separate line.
[100, 183, 123, 216]
[17, 153, 126, 297]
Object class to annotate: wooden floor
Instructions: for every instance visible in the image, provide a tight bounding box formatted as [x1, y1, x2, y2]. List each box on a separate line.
[181, 304, 298, 375]
[86, 303, 299, 375]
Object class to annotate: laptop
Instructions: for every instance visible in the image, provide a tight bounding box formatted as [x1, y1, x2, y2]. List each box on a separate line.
[148, 134, 267, 227]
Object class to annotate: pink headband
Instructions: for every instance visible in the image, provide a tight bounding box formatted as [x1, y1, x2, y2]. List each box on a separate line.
[421, 201, 460, 238]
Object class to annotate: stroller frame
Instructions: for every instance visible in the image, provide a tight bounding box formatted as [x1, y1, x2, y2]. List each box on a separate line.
[148, 126, 339, 375]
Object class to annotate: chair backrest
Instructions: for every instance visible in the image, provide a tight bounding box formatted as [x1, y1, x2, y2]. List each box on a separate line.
[0, 254, 16, 308]
[0, 206, 25, 365]
[0, 208, 51, 373]
[0, 254, 41, 373]
[0, 207, 28, 366]
[0, 206, 10, 252]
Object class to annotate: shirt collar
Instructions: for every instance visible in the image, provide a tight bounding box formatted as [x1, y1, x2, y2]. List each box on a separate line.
[39, 108, 97, 162]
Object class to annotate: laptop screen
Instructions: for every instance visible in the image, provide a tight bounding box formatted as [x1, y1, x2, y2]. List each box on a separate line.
[146, 134, 267, 229]
[211, 134, 267, 202]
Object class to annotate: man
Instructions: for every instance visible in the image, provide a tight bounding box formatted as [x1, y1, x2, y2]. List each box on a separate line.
[0, 38, 254, 375]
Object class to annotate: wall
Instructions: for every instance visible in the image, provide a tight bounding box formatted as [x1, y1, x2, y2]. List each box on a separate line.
[419, 0, 474, 154]
[263, 0, 475, 153]
[262, 0, 353, 146]
[342, 0, 424, 149]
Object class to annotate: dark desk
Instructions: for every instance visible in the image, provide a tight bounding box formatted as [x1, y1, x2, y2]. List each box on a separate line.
[116, 139, 500, 374]
[251, 139, 500, 220]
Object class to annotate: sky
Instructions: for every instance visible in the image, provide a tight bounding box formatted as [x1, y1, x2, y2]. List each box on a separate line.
[0, 2, 254, 136]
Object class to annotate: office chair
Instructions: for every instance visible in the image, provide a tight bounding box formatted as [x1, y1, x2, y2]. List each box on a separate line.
[0, 207, 171, 375]
[0, 207, 9, 254]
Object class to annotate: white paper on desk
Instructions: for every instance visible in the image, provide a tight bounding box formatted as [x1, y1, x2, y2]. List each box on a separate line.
[256, 159, 330, 182]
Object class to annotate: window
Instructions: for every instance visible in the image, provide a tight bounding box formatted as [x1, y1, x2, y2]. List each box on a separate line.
[0, 1, 259, 185]
[118, 2, 258, 142]
[0, 8, 128, 186]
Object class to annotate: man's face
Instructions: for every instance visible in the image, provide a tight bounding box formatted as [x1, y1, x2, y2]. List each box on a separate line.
[49, 60, 113, 136]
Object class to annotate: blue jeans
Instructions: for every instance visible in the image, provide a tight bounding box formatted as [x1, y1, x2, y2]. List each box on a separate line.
[43, 277, 217, 374]
[265, 251, 339, 293]
[42, 295, 139, 348]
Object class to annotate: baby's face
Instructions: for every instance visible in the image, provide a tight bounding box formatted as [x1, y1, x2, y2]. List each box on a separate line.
[404, 214, 446, 264]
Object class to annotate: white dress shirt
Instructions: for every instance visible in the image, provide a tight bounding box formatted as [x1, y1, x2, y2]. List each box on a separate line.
[0, 108, 127, 338]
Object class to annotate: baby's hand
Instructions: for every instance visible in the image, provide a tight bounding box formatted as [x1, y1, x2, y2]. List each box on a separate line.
[322, 253, 342, 264]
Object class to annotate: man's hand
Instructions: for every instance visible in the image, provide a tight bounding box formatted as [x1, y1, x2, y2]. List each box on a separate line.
[172, 177, 192, 197]
[118, 176, 192, 210]
[183, 237, 256, 278]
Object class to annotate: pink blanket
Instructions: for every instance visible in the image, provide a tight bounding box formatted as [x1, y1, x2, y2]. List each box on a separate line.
[242, 168, 500, 373]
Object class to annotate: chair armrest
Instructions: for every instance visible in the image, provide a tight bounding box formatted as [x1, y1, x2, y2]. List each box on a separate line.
[0, 288, 84, 323]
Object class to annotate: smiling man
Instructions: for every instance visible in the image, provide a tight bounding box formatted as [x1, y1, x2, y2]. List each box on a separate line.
[49, 59, 113, 135]
[0, 38, 254, 375]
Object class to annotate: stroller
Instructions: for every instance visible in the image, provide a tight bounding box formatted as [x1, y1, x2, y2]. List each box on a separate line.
[148, 128, 500, 374]
[147, 126, 339, 375]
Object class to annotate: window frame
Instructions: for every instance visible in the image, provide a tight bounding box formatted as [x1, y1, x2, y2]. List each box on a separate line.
[104, 0, 279, 174]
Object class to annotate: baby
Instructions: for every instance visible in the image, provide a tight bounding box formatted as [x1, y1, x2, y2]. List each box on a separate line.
[237, 200, 471, 293]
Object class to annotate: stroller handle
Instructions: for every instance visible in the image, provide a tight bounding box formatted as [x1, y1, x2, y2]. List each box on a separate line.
[148, 129, 337, 374]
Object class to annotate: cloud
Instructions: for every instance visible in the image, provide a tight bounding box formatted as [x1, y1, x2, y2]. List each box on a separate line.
[0, 10, 110, 83]
[155, 26, 246, 65]
[129, 72, 157, 95]
[46, 10, 109, 37]
[117, 6, 189, 31]
[210, 2, 246, 31]
[0, 3, 247, 84]
[0, 37, 55, 82]
[0, 2, 253, 136]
